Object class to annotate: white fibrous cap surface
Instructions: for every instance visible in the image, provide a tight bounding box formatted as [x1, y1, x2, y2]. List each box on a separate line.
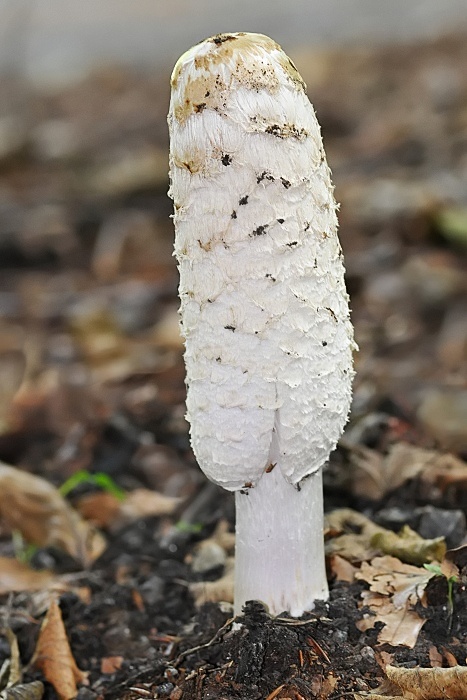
[169, 33, 356, 491]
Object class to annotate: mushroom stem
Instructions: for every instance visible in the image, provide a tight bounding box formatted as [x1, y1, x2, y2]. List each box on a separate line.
[235, 466, 327, 617]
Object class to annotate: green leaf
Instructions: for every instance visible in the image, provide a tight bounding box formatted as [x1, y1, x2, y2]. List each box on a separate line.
[59, 470, 125, 501]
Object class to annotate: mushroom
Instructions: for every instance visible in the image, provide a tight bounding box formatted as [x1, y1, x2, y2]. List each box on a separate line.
[168, 33, 356, 617]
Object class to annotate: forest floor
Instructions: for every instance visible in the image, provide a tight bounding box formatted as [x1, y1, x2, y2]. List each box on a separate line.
[0, 33, 466, 700]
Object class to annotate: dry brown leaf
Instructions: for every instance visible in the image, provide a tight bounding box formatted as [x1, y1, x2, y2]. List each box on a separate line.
[375, 650, 395, 670]
[329, 554, 358, 583]
[346, 442, 467, 501]
[325, 508, 382, 563]
[211, 519, 236, 553]
[0, 558, 58, 594]
[100, 656, 124, 674]
[189, 557, 234, 607]
[359, 591, 426, 647]
[0, 463, 106, 566]
[353, 694, 400, 700]
[345, 443, 388, 501]
[32, 597, 87, 700]
[385, 664, 467, 699]
[117, 488, 180, 524]
[440, 647, 459, 668]
[0, 628, 46, 700]
[356, 556, 432, 648]
[357, 556, 433, 600]
[429, 646, 443, 668]
[326, 509, 444, 567]
[371, 525, 445, 566]
[74, 492, 120, 528]
[321, 673, 339, 699]
[76, 488, 180, 530]
[2, 628, 22, 686]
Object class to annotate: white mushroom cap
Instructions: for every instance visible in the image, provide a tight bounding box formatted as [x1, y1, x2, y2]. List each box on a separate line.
[169, 33, 355, 491]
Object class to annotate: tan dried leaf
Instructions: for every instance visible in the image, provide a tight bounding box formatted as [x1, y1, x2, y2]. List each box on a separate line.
[325, 508, 382, 563]
[356, 556, 432, 648]
[321, 673, 339, 699]
[329, 554, 358, 583]
[368, 600, 425, 648]
[385, 664, 467, 699]
[346, 442, 467, 501]
[77, 488, 181, 530]
[32, 597, 87, 700]
[0, 463, 106, 566]
[189, 557, 234, 607]
[0, 558, 58, 594]
[74, 492, 120, 528]
[429, 646, 443, 668]
[375, 650, 395, 670]
[100, 657, 123, 674]
[117, 488, 180, 524]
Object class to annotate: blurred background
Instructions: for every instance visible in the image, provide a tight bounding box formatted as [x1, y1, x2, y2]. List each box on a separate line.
[2, 0, 467, 85]
[0, 0, 466, 480]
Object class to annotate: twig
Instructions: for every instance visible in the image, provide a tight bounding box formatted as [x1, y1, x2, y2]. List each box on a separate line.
[173, 616, 237, 667]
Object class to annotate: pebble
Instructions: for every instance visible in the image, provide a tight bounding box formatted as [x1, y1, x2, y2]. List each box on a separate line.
[140, 574, 165, 606]
[191, 540, 227, 573]
[417, 506, 466, 549]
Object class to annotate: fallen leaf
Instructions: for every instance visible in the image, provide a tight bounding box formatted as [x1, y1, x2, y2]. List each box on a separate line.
[32, 597, 87, 700]
[375, 650, 395, 670]
[0, 627, 45, 700]
[359, 590, 426, 647]
[429, 646, 443, 668]
[329, 554, 358, 583]
[325, 508, 382, 563]
[189, 557, 234, 607]
[386, 664, 467, 699]
[0, 463, 106, 566]
[445, 542, 467, 569]
[371, 525, 445, 566]
[73, 491, 120, 528]
[1, 628, 22, 688]
[356, 556, 433, 647]
[0, 558, 58, 594]
[76, 487, 181, 530]
[440, 647, 459, 668]
[321, 673, 339, 699]
[345, 442, 467, 501]
[117, 488, 180, 524]
[326, 509, 446, 567]
[100, 657, 124, 674]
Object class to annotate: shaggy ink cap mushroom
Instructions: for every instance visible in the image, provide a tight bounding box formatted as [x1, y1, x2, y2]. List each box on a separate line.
[168, 32, 356, 617]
